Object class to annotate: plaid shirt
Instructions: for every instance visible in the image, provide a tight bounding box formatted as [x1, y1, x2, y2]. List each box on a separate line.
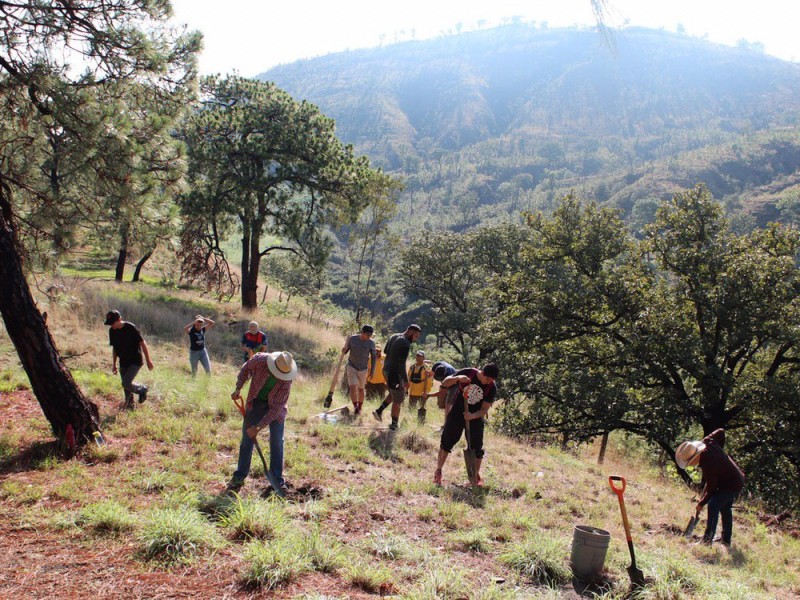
[235, 353, 292, 429]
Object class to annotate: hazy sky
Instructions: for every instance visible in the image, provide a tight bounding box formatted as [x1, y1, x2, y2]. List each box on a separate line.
[169, 0, 800, 76]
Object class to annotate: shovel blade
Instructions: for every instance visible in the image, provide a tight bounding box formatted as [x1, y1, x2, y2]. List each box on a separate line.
[627, 564, 646, 588]
[463, 448, 478, 486]
[683, 515, 699, 538]
[323, 392, 333, 408]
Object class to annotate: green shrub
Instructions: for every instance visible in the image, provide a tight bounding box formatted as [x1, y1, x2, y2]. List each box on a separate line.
[77, 501, 137, 534]
[240, 537, 311, 590]
[219, 495, 287, 540]
[138, 506, 223, 563]
[500, 532, 571, 586]
[302, 528, 345, 573]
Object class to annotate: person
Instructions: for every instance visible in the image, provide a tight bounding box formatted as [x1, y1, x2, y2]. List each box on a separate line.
[241, 321, 268, 362]
[372, 324, 422, 431]
[342, 324, 377, 415]
[228, 351, 298, 496]
[407, 351, 433, 423]
[184, 314, 215, 377]
[365, 345, 387, 401]
[433, 363, 500, 486]
[424, 360, 458, 413]
[105, 310, 153, 409]
[675, 429, 745, 546]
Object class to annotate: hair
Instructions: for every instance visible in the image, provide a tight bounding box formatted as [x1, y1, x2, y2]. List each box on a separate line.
[482, 363, 500, 380]
[248, 321, 258, 328]
[361, 324, 374, 334]
[407, 324, 422, 333]
[433, 365, 448, 381]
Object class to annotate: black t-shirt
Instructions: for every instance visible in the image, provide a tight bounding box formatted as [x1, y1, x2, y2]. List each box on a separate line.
[188, 327, 206, 351]
[109, 322, 144, 367]
[455, 368, 497, 414]
[383, 333, 411, 380]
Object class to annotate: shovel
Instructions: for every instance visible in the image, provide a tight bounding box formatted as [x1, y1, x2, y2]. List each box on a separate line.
[463, 413, 478, 487]
[683, 508, 701, 538]
[609, 475, 646, 588]
[323, 351, 346, 408]
[233, 396, 285, 498]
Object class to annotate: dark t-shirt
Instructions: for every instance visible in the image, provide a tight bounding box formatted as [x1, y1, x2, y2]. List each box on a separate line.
[383, 333, 411, 382]
[698, 429, 745, 505]
[188, 327, 206, 351]
[109, 322, 144, 368]
[455, 368, 497, 414]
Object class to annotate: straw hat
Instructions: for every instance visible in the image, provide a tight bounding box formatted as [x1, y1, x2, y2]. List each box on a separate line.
[675, 440, 706, 469]
[267, 351, 298, 381]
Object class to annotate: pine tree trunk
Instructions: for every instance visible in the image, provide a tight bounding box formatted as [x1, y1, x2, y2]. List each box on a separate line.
[240, 216, 260, 310]
[115, 225, 129, 282]
[131, 248, 154, 282]
[0, 190, 100, 444]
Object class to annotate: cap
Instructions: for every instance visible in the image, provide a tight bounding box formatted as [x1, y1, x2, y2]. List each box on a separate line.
[104, 310, 121, 326]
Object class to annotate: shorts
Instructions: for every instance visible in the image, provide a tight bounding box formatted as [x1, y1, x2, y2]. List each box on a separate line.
[346, 364, 368, 388]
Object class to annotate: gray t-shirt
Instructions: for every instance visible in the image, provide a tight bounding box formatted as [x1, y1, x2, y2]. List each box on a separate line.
[344, 334, 377, 373]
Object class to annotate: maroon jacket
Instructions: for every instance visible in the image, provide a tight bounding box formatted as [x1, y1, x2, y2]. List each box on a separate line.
[698, 429, 745, 506]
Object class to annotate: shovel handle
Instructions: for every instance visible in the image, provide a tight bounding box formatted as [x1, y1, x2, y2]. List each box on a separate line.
[329, 351, 346, 393]
[609, 475, 626, 495]
[609, 476, 633, 543]
[233, 396, 246, 417]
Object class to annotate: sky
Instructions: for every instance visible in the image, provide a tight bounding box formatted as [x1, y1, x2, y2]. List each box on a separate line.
[169, 0, 800, 77]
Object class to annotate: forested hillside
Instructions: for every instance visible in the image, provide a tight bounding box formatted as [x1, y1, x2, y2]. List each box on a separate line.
[261, 25, 800, 229]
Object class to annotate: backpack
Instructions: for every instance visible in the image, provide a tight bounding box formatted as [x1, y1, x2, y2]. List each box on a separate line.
[410, 364, 425, 384]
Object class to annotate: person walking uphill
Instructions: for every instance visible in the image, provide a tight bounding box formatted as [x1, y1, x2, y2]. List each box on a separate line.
[105, 310, 153, 409]
[184, 315, 215, 377]
[676, 429, 745, 546]
[408, 351, 433, 423]
[433, 364, 499, 486]
[373, 324, 422, 431]
[342, 324, 377, 415]
[228, 351, 298, 496]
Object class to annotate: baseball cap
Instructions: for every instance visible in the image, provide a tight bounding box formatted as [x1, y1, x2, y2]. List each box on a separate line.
[104, 310, 121, 326]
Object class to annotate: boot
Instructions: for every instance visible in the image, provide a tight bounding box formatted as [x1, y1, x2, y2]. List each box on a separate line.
[417, 408, 426, 425]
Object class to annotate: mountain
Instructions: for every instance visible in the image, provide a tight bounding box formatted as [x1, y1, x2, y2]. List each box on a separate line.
[259, 24, 800, 229]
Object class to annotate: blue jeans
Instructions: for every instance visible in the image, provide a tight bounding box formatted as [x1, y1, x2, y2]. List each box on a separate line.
[233, 401, 285, 487]
[189, 349, 211, 377]
[703, 490, 738, 544]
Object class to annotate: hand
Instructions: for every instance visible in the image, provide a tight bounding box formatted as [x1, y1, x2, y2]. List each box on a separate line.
[422, 392, 428, 400]
[112, 365, 117, 375]
[464, 411, 472, 420]
[403, 381, 409, 390]
[695, 503, 704, 516]
[146, 359, 154, 370]
[246, 425, 260, 439]
[231, 391, 241, 400]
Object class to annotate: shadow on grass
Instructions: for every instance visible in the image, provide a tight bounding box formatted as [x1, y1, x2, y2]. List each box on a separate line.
[369, 429, 398, 461]
[448, 483, 488, 508]
[572, 572, 616, 597]
[0, 440, 62, 474]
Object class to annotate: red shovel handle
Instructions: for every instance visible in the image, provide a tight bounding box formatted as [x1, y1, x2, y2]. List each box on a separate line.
[609, 475, 626, 496]
[233, 396, 246, 417]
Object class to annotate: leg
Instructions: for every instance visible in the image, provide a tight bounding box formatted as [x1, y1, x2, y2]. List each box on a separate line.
[348, 384, 359, 407]
[189, 351, 199, 378]
[199, 349, 211, 375]
[232, 401, 270, 482]
[470, 419, 486, 485]
[268, 419, 286, 487]
[703, 492, 724, 543]
[390, 390, 404, 430]
[720, 491, 738, 544]
[435, 410, 465, 483]
[120, 364, 142, 407]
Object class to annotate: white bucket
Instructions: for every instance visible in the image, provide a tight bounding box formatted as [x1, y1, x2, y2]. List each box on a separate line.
[570, 525, 611, 580]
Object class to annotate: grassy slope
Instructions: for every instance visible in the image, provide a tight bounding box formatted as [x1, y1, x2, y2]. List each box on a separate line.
[0, 278, 798, 599]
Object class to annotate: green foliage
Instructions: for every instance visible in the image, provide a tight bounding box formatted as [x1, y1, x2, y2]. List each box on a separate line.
[218, 495, 288, 540]
[138, 506, 223, 563]
[500, 532, 571, 586]
[76, 501, 137, 535]
[241, 537, 312, 590]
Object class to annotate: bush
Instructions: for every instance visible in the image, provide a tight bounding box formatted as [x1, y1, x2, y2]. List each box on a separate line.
[500, 532, 571, 586]
[138, 506, 223, 563]
[302, 528, 345, 573]
[447, 528, 492, 553]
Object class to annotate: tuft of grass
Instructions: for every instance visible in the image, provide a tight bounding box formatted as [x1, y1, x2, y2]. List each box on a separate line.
[416, 506, 436, 522]
[240, 537, 312, 590]
[76, 500, 137, 535]
[84, 444, 120, 464]
[399, 430, 435, 453]
[364, 530, 411, 560]
[346, 560, 395, 595]
[500, 532, 571, 586]
[447, 528, 492, 553]
[302, 527, 345, 573]
[293, 498, 330, 521]
[439, 501, 467, 530]
[0, 432, 21, 461]
[138, 470, 173, 493]
[218, 495, 287, 540]
[0, 480, 44, 505]
[404, 567, 471, 600]
[138, 506, 223, 563]
[326, 486, 368, 510]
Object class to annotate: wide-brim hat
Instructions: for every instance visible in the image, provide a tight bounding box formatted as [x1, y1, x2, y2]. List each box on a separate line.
[267, 351, 298, 381]
[675, 440, 706, 469]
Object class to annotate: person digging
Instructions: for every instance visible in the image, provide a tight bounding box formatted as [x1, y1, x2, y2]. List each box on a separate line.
[228, 351, 298, 496]
[342, 324, 377, 415]
[407, 350, 433, 424]
[675, 428, 745, 546]
[433, 364, 499, 486]
[372, 324, 422, 431]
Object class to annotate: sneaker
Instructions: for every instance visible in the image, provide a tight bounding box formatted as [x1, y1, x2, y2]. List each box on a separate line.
[389, 422, 398, 431]
[354, 404, 362, 415]
[138, 385, 148, 403]
[372, 410, 383, 422]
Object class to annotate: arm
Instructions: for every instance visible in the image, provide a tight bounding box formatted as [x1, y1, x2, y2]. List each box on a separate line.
[232, 360, 253, 400]
[204, 318, 216, 330]
[140, 340, 154, 370]
[465, 401, 492, 421]
[112, 348, 118, 374]
[183, 322, 194, 333]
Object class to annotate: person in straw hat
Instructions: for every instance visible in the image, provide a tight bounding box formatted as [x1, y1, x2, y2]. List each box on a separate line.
[675, 428, 745, 546]
[228, 351, 298, 495]
[183, 314, 215, 377]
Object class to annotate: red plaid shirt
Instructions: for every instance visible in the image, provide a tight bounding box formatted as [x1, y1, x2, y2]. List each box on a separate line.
[235, 353, 292, 429]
